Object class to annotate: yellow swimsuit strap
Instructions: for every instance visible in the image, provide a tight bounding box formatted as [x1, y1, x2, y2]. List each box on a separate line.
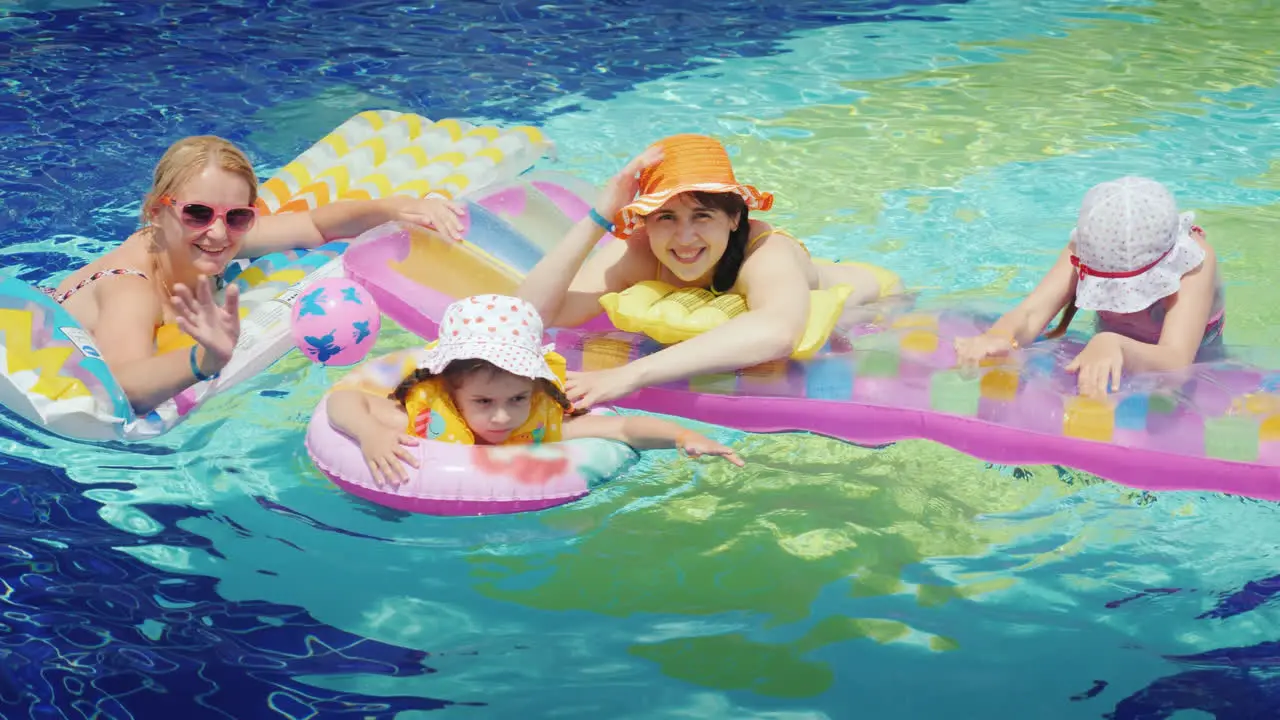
[699, 228, 812, 296]
[748, 227, 809, 256]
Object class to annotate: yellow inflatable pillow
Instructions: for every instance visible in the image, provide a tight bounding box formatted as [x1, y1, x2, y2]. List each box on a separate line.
[598, 280, 853, 360]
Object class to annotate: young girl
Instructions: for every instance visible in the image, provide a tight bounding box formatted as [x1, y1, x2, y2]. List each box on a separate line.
[954, 176, 1224, 398]
[327, 294, 745, 486]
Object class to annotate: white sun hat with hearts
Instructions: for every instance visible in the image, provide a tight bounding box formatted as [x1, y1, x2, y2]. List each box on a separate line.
[1069, 176, 1205, 314]
[418, 294, 559, 385]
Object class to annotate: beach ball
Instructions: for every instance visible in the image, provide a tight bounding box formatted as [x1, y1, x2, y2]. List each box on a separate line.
[290, 278, 381, 366]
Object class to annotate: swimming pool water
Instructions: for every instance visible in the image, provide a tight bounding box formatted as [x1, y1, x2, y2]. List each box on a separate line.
[3, 0, 1280, 717]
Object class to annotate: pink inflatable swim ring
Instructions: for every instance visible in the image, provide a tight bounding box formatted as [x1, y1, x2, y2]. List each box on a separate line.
[305, 347, 638, 516]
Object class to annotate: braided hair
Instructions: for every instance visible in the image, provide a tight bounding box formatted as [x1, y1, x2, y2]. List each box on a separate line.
[1042, 298, 1078, 340]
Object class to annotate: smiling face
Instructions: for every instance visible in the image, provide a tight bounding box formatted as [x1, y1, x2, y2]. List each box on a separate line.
[152, 164, 256, 276]
[643, 191, 744, 284]
[450, 367, 537, 445]
[142, 135, 259, 278]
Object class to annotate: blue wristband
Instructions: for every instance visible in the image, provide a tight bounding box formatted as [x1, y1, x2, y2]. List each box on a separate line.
[190, 346, 217, 382]
[588, 207, 615, 233]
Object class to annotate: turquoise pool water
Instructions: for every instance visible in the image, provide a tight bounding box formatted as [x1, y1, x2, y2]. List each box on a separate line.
[3, 0, 1280, 717]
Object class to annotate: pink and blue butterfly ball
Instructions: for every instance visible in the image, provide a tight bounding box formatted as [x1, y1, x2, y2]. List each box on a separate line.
[290, 278, 381, 366]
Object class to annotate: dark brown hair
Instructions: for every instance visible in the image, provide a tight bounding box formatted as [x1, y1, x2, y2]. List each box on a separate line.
[1042, 297, 1078, 340]
[390, 358, 586, 417]
[682, 191, 751, 294]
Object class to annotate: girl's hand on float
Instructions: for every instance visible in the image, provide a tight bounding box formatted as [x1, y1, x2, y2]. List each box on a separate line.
[358, 430, 420, 487]
[1066, 332, 1126, 398]
[394, 194, 466, 242]
[594, 146, 664, 220]
[172, 276, 240, 376]
[677, 430, 745, 467]
[953, 333, 1015, 368]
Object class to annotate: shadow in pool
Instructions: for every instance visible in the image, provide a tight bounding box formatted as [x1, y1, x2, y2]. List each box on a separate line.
[0, 446, 480, 718]
[1103, 569, 1280, 719]
[1109, 664, 1276, 719]
[465, 434, 1084, 698]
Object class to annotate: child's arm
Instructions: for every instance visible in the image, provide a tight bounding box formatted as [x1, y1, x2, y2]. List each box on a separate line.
[562, 413, 745, 467]
[955, 246, 1077, 364]
[1116, 245, 1217, 373]
[325, 390, 420, 486]
[326, 389, 395, 441]
[985, 246, 1079, 346]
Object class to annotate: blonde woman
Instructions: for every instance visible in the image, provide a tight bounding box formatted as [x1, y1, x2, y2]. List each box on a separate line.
[43, 135, 462, 414]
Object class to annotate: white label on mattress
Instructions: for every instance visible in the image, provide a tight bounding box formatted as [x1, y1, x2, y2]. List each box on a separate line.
[228, 257, 343, 355]
[312, 259, 344, 280]
[232, 323, 260, 353]
[235, 303, 287, 352]
[275, 287, 302, 307]
[59, 326, 102, 360]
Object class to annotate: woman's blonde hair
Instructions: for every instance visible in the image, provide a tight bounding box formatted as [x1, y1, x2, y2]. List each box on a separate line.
[141, 136, 258, 227]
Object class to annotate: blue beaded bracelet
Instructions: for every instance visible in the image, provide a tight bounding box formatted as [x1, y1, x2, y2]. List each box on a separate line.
[190, 346, 217, 382]
[588, 207, 615, 233]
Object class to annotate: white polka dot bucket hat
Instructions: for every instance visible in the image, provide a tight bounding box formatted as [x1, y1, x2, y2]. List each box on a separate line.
[1069, 176, 1205, 314]
[417, 294, 558, 385]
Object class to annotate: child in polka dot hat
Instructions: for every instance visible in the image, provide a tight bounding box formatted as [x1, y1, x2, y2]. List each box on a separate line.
[955, 176, 1224, 398]
[326, 294, 744, 486]
[416, 292, 564, 389]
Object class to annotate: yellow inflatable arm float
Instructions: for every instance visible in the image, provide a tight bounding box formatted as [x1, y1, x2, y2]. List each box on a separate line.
[598, 280, 852, 360]
[401, 346, 569, 445]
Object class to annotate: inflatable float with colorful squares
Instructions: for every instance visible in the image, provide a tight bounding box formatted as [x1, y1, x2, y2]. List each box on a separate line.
[339, 170, 1280, 500]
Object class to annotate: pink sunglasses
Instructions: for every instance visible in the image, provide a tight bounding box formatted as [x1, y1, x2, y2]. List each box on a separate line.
[160, 195, 258, 233]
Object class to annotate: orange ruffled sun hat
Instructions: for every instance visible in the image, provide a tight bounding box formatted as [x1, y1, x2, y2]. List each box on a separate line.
[613, 134, 774, 240]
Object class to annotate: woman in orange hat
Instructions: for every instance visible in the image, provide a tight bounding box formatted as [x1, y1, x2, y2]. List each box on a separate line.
[518, 133, 903, 407]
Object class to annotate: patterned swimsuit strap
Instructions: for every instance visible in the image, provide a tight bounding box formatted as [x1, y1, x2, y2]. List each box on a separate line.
[43, 268, 150, 305]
